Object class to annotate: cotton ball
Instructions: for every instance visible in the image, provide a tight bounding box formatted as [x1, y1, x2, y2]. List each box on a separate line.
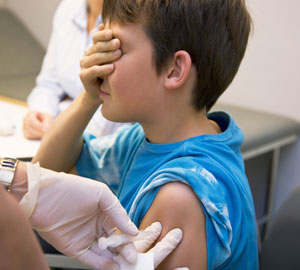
[0, 120, 15, 136]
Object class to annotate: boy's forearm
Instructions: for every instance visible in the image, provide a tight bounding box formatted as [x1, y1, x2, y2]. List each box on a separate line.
[32, 91, 101, 172]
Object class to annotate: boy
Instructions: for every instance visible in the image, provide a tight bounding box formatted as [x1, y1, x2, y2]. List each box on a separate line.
[34, 0, 258, 269]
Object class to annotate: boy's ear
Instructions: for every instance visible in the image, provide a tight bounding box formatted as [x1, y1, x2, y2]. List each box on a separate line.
[164, 50, 192, 89]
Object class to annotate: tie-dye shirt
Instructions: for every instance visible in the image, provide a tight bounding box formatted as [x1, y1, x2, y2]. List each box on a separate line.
[76, 111, 259, 269]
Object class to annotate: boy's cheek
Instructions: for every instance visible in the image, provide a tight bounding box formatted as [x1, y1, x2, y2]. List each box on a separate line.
[109, 60, 127, 81]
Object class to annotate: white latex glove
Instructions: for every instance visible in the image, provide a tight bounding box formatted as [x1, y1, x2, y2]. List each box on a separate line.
[19, 163, 138, 270]
[99, 222, 189, 270]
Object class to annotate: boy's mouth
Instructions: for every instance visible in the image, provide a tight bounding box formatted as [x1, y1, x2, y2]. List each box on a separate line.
[99, 86, 110, 98]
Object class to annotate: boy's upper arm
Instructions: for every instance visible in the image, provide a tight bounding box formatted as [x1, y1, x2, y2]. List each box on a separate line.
[139, 181, 208, 270]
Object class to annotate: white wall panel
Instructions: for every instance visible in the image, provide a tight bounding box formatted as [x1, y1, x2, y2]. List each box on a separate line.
[7, 0, 61, 48]
[0, 0, 7, 7]
[219, 0, 300, 122]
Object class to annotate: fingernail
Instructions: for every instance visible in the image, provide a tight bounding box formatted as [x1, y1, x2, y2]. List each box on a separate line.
[114, 49, 121, 56]
[104, 30, 112, 39]
[112, 38, 120, 47]
[107, 64, 114, 71]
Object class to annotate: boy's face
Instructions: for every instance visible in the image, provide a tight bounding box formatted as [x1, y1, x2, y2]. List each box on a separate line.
[100, 22, 166, 123]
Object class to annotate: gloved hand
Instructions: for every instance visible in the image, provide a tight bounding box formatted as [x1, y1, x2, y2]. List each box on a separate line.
[99, 222, 189, 270]
[19, 163, 138, 270]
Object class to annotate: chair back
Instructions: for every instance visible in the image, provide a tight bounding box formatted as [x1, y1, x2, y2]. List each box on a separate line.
[260, 185, 300, 269]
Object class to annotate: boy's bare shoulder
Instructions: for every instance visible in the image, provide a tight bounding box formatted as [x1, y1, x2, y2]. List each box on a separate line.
[150, 181, 201, 215]
[140, 182, 205, 231]
[140, 181, 207, 269]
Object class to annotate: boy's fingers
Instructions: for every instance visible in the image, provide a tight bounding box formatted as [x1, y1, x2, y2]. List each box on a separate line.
[86, 38, 121, 56]
[80, 64, 114, 82]
[92, 28, 113, 43]
[98, 23, 105, 31]
[81, 50, 121, 68]
[85, 38, 120, 56]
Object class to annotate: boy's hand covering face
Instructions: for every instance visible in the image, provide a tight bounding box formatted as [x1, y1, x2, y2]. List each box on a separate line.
[80, 24, 122, 102]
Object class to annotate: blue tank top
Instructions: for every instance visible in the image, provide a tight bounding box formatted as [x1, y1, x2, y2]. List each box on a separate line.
[76, 111, 259, 269]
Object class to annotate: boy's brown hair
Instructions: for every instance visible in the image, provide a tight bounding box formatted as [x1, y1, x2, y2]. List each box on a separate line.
[103, 0, 251, 112]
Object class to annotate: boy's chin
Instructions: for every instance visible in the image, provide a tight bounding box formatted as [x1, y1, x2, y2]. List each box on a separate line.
[101, 109, 130, 123]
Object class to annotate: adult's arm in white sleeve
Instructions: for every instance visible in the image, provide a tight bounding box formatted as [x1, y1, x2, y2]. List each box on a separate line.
[27, 3, 68, 116]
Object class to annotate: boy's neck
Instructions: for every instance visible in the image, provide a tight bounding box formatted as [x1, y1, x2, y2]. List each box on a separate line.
[141, 110, 221, 144]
